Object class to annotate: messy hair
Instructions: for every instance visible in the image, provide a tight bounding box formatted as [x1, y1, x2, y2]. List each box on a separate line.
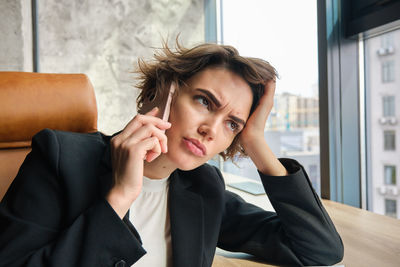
[135, 41, 277, 161]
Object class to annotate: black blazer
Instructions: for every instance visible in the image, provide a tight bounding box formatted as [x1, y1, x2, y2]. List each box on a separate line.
[0, 129, 343, 267]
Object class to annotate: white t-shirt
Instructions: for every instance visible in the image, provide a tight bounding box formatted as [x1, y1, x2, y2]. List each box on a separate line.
[129, 176, 172, 267]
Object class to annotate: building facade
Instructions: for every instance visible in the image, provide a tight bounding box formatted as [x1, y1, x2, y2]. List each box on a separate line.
[366, 29, 400, 219]
[268, 92, 319, 131]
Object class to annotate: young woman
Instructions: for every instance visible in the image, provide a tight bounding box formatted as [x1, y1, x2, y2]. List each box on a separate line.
[0, 43, 343, 267]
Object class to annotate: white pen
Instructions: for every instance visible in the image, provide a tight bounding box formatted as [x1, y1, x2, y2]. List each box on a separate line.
[161, 83, 176, 124]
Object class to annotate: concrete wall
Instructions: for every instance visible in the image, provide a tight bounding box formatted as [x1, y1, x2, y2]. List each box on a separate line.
[1, 0, 205, 134]
[38, 0, 205, 134]
[0, 0, 33, 71]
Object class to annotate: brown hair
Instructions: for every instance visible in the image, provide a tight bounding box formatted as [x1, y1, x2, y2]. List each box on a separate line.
[135, 41, 277, 161]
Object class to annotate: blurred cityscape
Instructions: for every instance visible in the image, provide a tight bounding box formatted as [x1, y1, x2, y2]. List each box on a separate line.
[220, 91, 321, 195]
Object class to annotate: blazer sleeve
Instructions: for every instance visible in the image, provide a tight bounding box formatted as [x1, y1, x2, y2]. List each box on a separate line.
[217, 158, 344, 266]
[0, 130, 145, 267]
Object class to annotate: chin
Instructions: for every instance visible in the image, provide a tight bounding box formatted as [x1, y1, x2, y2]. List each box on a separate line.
[166, 152, 206, 171]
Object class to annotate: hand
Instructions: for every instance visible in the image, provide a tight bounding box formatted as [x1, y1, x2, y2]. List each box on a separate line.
[106, 107, 171, 218]
[240, 80, 276, 146]
[239, 80, 287, 176]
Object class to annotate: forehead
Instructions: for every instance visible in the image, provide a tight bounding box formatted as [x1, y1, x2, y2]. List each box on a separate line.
[186, 67, 253, 117]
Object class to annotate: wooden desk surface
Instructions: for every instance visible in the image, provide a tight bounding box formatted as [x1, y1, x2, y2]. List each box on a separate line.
[213, 173, 400, 266]
[324, 200, 400, 267]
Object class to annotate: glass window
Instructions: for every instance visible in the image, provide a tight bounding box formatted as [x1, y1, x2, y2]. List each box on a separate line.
[383, 96, 395, 117]
[220, 0, 320, 194]
[308, 164, 320, 195]
[385, 199, 397, 218]
[384, 165, 396, 185]
[381, 33, 394, 49]
[384, 130, 396, 151]
[365, 29, 400, 218]
[382, 61, 395, 83]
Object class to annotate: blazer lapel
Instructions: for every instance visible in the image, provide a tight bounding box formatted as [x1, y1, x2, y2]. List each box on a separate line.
[169, 170, 204, 267]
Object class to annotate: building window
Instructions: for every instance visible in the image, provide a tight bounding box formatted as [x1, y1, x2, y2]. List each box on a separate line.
[385, 199, 397, 218]
[383, 96, 395, 117]
[384, 165, 396, 185]
[381, 33, 394, 48]
[384, 130, 396, 150]
[382, 61, 395, 83]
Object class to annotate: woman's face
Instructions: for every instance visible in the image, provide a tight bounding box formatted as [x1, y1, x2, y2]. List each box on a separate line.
[165, 67, 253, 170]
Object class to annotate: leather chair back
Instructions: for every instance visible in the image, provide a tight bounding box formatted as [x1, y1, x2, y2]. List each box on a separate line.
[0, 72, 98, 200]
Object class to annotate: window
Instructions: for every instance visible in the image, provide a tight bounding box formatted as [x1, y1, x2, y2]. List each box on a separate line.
[365, 29, 400, 218]
[384, 130, 396, 151]
[385, 199, 397, 218]
[383, 96, 395, 117]
[308, 164, 320, 194]
[384, 165, 396, 185]
[220, 0, 320, 194]
[381, 33, 394, 49]
[382, 61, 395, 83]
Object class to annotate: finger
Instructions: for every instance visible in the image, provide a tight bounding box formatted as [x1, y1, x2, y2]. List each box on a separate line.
[259, 80, 276, 109]
[247, 80, 276, 127]
[124, 107, 160, 134]
[140, 136, 162, 162]
[116, 112, 171, 143]
[128, 113, 171, 133]
[122, 124, 168, 153]
[262, 80, 276, 102]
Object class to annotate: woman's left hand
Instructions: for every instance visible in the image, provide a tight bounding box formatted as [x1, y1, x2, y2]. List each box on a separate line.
[240, 80, 276, 144]
[239, 80, 288, 176]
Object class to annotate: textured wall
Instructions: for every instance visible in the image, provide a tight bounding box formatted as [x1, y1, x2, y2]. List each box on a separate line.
[38, 0, 205, 134]
[0, 0, 32, 71]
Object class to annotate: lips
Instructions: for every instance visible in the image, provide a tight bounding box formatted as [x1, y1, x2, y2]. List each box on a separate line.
[183, 138, 207, 157]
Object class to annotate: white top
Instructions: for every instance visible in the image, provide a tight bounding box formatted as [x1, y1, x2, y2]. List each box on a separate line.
[129, 176, 172, 267]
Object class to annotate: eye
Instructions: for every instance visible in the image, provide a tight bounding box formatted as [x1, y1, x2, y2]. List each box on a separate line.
[227, 121, 239, 132]
[194, 95, 210, 109]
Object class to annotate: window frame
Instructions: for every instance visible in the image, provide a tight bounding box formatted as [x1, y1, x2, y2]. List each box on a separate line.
[318, 0, 400, 208]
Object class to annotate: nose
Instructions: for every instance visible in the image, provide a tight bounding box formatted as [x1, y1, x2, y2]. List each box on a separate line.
[198, 118, 218, 141]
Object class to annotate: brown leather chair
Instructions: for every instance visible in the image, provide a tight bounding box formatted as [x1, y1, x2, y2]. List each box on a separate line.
[0, 72, 98, 200]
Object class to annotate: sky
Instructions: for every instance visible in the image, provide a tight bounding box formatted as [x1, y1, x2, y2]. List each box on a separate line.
[221, 0, 319, 97]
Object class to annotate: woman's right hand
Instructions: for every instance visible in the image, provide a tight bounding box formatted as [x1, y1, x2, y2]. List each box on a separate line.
[106, 107, 171, 218]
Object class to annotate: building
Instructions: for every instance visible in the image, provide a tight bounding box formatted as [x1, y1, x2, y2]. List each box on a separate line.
[268, 92, 319, 131]
[223, 128, 321, 195]
[366, 29, 400, 219]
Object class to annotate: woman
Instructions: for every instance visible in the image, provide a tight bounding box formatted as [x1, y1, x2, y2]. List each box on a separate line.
[0, 42, 343, 267]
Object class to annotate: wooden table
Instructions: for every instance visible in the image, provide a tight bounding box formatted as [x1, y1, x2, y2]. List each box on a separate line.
[324, 200, 400, 267]
[212, 173, 400, 266]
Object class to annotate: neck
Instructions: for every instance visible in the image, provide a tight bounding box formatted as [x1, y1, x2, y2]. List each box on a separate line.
[143, 154, 177, 179]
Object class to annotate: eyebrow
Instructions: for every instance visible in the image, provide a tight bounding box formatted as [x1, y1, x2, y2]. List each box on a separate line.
[195, 88, 246, 127]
